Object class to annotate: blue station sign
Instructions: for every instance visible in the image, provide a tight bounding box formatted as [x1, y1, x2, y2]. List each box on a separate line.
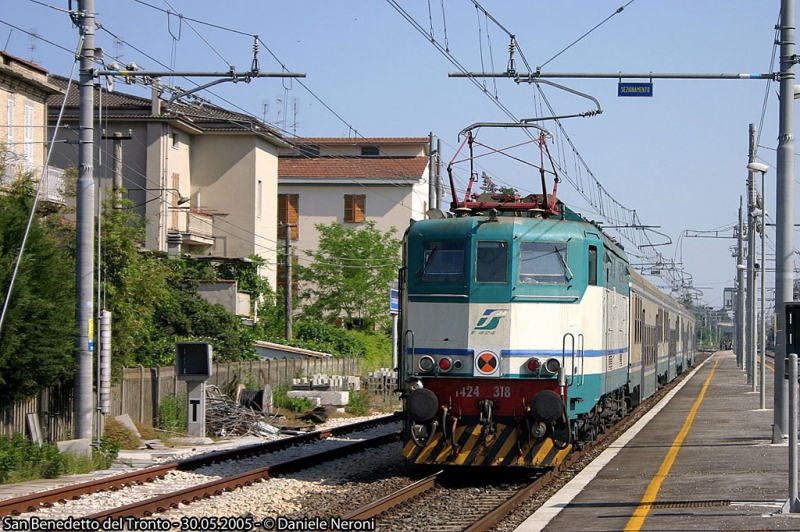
[618, 82, 653, 97]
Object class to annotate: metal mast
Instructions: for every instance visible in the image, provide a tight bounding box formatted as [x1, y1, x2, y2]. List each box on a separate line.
[774, 0, 796, 444]
[76, 0, 96, 440]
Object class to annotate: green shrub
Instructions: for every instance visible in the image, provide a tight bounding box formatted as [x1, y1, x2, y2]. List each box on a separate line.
[0, 433, 66, 484]
[345, 389, 372, 416]
[158, 394, 187, 433]
[273, 383, 314, 413]
[103, 416, 141, 450]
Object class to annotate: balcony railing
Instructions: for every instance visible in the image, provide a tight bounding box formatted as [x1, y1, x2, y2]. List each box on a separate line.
[1, 163, 66, 205]
[168, 206, 214, 246]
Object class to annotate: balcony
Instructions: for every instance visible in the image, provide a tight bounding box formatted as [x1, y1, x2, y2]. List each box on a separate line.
[168, 206, 214, 247]
[1, 164, 66, 205]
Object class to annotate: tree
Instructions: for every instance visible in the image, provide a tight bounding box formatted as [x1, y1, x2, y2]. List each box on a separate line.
[297, 221, 401, 330]
[99, 195, 257, 369]
[0, 175, 77, 405]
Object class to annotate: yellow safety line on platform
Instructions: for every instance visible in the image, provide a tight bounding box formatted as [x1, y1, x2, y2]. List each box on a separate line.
[623, 357, 720, 532]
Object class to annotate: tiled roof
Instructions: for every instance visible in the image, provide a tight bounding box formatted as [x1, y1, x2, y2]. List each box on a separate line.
[292, 137, 429, 145]
[47, 75, 283, 138]
[279, 156, 428, 180]
[1, 51, 49, 75]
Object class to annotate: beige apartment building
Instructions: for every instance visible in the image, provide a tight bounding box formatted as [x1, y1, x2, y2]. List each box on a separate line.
[0, 51, 63, 202]
[277, 137, 431, 266]
[46, 76, 288, 289]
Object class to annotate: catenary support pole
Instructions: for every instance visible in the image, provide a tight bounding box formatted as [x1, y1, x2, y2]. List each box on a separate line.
[736, 198, 745, 368]
[429, 132, 436, 213]
[76, 0, 96, 441]
[747, 123, 757, 390]
[774, 0, 795, 444]
[760, 169, 767, 410]
[284, 225, 293, 341]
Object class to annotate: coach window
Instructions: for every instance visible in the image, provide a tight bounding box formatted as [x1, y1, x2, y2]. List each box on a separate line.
[519, 242, 569, 284]
[588, 246, 598, 286]
[420, 241, 465, 284]
[476, 241, 508, 282]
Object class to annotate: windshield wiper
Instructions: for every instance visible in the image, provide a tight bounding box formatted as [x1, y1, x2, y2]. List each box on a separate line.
[554, 246, 573, 281]
[416, 247, 437, 277]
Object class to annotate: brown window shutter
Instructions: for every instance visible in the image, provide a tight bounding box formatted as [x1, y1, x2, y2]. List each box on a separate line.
[278, 194, 299, 240]
[354, 194, 365, 222]
[288, 194, 299, 239]
[344, 194, 366, 223]
[344, 194, 354, 222]
[277, 195, 287, 240]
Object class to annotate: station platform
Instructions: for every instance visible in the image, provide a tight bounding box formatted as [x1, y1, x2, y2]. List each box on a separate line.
[515, 350, 800, 532]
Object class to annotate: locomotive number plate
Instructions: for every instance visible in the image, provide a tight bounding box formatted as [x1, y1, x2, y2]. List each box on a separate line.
[455, 385, 512, 398]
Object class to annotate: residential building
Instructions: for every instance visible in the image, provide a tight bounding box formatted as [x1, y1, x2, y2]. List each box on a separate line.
[46, 76, 288, 289]
[277, 137, 431, 265]
[0, 51, 64, 202]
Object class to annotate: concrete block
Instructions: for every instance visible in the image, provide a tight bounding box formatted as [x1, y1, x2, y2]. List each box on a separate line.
[114, 413, 142, 438]
[57, 438, 92, 459]
[287, 390, 349, 406]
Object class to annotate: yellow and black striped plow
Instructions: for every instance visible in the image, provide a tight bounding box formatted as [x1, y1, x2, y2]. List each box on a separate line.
[402, 421, 572, 467]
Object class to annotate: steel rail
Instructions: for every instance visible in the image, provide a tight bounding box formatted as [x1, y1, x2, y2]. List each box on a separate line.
[0, 415, 398, 517]
[340, 470, 442, 521]
[84, 431, 399, 521]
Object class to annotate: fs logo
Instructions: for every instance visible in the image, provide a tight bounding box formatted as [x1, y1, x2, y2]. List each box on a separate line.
[474, 309, 508, 331]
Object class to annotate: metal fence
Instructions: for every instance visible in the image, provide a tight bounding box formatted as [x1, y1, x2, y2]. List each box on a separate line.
[1, 357, 362, 440]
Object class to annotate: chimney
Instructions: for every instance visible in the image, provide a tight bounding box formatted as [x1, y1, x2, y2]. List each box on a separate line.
[151, 77, 162, 116]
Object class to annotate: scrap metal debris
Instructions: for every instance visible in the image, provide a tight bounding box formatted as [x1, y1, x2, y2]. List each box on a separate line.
[205, 385, 281, 438]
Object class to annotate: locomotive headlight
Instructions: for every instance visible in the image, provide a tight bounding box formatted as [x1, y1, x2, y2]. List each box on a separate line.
[438, 356, 453, 372]
[419, 355, 436, 372]
[526, 358, 541, 372]
[544, 358, 561, 374]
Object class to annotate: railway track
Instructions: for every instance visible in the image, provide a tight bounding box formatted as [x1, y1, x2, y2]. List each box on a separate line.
[0, 415, 399, 519]
[339, 357, 709, 532]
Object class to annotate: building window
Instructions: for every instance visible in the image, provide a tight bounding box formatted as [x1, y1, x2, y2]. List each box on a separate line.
[278, 194, 299, 240]
[299, 144, 319, 157]
[344, 194, 366, 223]
[23, 103, 33, 172]
[361, 145, 379, 156]
[7, 97, 14, 146]
[172, 132, 180, 149]
[257, 180, 263, 218]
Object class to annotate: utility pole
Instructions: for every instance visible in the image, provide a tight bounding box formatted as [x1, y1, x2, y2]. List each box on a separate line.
[746, 123, 757, 390]
[75, 0, 96, 441]
[284, 225, 293, 341]
[774, 0, 795, 445]
[736, 198, 745, 369]
[101, 131, 132, 209]
[428, 132, 436, 213]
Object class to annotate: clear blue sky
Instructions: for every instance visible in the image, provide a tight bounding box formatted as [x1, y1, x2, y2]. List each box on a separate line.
[2, 1, 787, 310]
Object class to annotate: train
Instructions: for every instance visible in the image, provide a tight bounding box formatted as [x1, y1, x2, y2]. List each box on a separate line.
[397, 130, 696, 468]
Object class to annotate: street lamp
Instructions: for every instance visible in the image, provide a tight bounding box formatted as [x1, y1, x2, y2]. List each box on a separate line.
[748, 161, 769, 409]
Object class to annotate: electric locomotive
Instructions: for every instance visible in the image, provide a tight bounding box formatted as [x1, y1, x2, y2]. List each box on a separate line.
[397, 130, 695, 468]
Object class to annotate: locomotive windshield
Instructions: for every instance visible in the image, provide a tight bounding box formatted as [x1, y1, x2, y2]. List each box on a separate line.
[518, 242, 569, 284]
[420, 240, 465, 283]
[476, 241, 509, 283]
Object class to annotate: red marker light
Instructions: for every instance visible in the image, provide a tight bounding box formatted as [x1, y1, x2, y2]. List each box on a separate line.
[438, 357, 452, 372]
[526, 358, 540, 372]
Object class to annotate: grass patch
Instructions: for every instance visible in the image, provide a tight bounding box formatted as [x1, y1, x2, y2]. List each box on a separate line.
[273, 383, 315, 413]
[158, 394, 188, 433]
[0, 433, 120, 484]
[345, 389, 372, 416]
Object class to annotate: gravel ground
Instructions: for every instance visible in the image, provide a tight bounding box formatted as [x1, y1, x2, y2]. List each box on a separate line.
[0, 414, 403, 531]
